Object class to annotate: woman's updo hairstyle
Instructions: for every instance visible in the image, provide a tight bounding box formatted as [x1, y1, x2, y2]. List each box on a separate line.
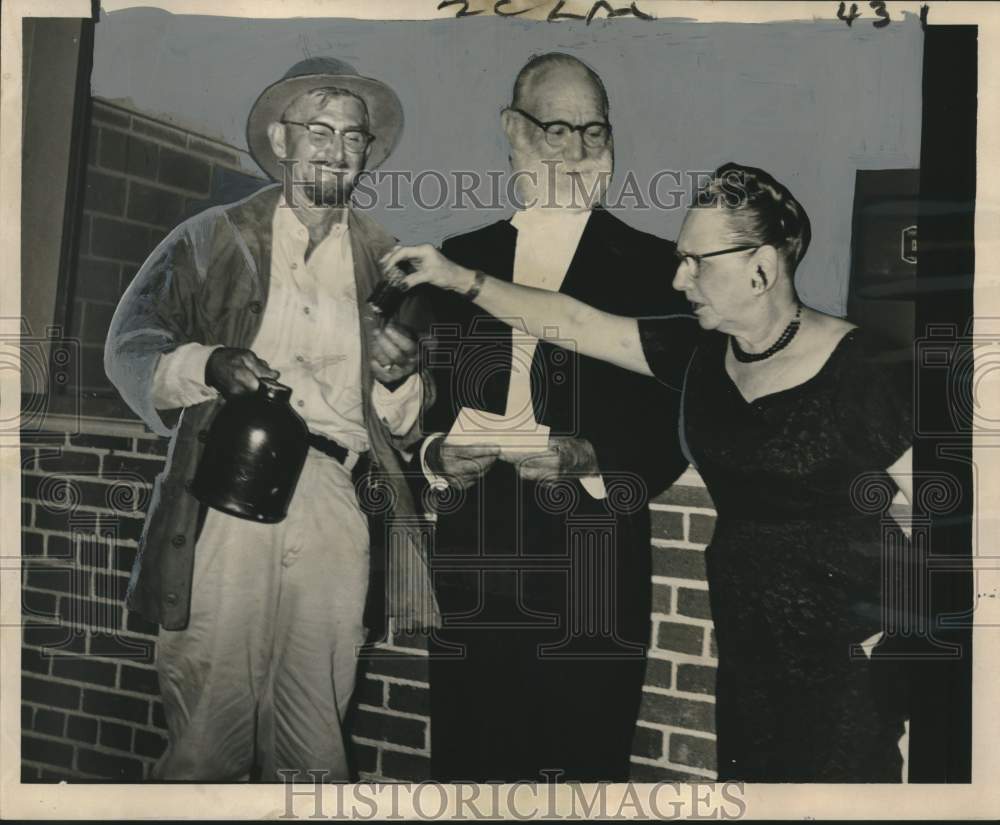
[696, 162, 812, 270]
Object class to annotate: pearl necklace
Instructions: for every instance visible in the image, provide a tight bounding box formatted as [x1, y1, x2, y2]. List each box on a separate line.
[730, 304, 803, 363]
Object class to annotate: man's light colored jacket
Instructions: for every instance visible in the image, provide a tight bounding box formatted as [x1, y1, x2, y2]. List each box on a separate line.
[105, 184, 439, 630]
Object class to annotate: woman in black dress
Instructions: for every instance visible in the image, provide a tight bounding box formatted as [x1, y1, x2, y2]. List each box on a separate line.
[380, 163, 913, 782]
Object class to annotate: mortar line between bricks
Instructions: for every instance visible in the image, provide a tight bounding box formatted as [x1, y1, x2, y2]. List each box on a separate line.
[648, 503, 716, 516]
[21, 560, 137, 575]
[22, 701, 76, 714]
[25, 491, 154, 506]
[21, 530, 140, 548]
[21, 699, 163, 732]
[355, 702, 431, 722]
[29, 732, 162, 765]
[22, 644, 159, 671]
[652, 612, 713, 628]
[21, 759, 86, 776]
[84, 205, 190, 236]
[351, 736, 428, 757]
[81, 741, 161, 762]
[92, 105, 256, 160]
[365, 644, 430, 657]
[640, 684, 717, 704]
[24, 468, 156, 484]
[22, 585, 135, 606]
[646, 650, 696, 664]
[20, 672, 160, 704]
[21, 726, 152, 759]
[359, 772, 414, 783]
[20, 760, 108, 782]
[651, 538, 706, 551]
[24, 571, 134, 590]
[16, 548, 103, 565]
[647, 652, 719, 668]
[666, 469, 707, 488]
[630, 754, 717, 775]
[21, 616, 127, 634]
[85, 153, 223, 197]
[122, 165, 133, 215]
[702, 630, 715, 660]
[109, 133, 252, 174]
[41, 755, 159, 781]
[368, 675, 430, 689]
[636, 722, 716, 741]
[70, 249, 161, 268]
[629, 755, 717, 779]
[21, 414, 159, 441]
[85, 716, 171, 737]
[650, 575, 709, 590]
[29, 503, 147, 520]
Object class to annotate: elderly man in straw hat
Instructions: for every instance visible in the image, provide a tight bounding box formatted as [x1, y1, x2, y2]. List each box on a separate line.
[105, 58, 438, 781]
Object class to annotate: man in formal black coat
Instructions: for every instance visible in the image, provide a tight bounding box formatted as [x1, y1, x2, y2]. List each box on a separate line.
[414, 53, 691, 782]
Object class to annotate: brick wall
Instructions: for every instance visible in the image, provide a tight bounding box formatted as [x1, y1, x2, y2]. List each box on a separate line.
[20, 428, 444, 782]
[21, 429, 171, 781]
[633, 471, 718, 780]
[21, 422, 718, 781]
[21, 97, 719, 783]
[66, 98, 266, 418]
[351, 631, 433, 780]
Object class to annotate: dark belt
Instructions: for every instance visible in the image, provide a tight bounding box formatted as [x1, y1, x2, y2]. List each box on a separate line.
[307, 431, 372, 484]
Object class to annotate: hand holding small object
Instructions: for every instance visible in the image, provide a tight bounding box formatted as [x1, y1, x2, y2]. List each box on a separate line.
[379, 244, 479, 295]
[370, 323, 419, 386]
[427, 438, 501, 491]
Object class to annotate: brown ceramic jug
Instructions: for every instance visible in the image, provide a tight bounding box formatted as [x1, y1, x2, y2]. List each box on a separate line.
[190, 378, 309, 523]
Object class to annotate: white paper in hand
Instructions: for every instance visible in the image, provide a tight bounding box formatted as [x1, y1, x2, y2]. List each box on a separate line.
[445, 407, 550, 457]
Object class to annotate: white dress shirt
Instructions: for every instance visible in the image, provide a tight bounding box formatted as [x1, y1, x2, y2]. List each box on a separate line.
[151, 200, 421, 452]
[422, 206, 605, 498]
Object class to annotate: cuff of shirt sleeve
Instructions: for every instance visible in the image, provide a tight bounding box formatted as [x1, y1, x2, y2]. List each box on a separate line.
[372, 373, 422, 436]
[151, 342, 223, 410]
[579, 474, 607, 499]
[420, 433, 450, 492]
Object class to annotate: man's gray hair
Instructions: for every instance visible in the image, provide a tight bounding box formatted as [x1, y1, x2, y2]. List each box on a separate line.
[283, 86, 370, 127]
[511, 53, 609, 116]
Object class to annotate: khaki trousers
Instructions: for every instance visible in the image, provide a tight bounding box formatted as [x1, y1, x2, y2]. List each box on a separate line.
[151, 452, 370, 781]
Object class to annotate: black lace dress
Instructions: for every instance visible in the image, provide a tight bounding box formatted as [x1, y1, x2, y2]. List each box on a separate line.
[639, 322, 912, 782]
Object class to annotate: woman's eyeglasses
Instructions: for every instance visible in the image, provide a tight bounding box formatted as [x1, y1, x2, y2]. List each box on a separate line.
[507, 107, 612, 149]
[281, 120, 374, 153]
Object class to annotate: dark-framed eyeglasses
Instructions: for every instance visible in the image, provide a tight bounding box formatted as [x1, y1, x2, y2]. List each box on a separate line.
[507, 107, 612, 149]
[674, 244, 761, 273]
[281, 120, 374, 153]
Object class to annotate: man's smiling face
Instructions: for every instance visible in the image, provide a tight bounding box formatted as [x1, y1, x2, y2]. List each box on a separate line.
[269, 90, 371, 206]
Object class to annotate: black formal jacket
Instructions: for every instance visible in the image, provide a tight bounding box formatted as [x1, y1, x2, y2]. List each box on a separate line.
[419, 208, 692, 641]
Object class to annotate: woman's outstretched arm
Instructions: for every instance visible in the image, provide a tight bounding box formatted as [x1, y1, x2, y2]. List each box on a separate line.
[381, 244, 653, 377]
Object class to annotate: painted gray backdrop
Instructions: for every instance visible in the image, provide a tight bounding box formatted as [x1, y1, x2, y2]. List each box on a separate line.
[92, 8, 923, 315]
